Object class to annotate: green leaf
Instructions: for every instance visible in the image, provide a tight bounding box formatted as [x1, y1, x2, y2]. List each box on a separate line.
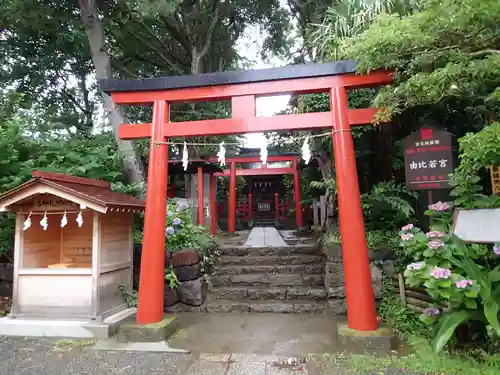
[432, 310, 475, 354]
[484, 300, 500, 336]
[464, 298, 477, 310]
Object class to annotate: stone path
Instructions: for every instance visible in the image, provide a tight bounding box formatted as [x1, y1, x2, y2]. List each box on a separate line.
[244, 227, 288, 247]
[0, 336, 332, 374]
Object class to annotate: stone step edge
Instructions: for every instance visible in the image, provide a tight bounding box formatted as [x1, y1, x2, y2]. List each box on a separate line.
[214, 264, 324, 275]
[210, 285, 327, 301]
[202, 299, 326, 313]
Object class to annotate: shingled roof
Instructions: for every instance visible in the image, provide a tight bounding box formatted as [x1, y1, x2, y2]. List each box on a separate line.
[0, 171, 144, 213]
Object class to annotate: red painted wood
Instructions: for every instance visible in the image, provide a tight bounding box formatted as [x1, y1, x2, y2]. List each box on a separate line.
[197, 167, 204, 227]
[293, 159, 304, 227]
[210, 174, 217, 235]
[119, 108, 380, 139]
[209, 155, 299, 163]
[110, 71, 392, 105]
[228, 162, 237, 233]
[330, 86, 377, 331]
[215, 167, 294, 177]
[232, 95, 256, 118]
[32, 170, 110, 188]
[136, 100, 168, 325]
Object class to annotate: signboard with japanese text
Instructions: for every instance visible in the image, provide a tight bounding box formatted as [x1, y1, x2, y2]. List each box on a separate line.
[404, 128, 454, 190]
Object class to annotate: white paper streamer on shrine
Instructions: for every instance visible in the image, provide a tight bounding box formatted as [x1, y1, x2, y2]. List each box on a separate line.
[205, 206, 210, 218]
[23, 212, 32, 231]
[301, 135, 312, 164]
[260, 139, 268, 166]
[182, 142, 189, 171]
[76, 211, 84, 227]
[61, 211, 68, 228]
[217, 141, 226, 166]
[40, 212, 48, 231]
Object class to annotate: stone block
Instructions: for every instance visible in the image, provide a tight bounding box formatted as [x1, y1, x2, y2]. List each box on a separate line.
[370, 263, 383, 299]
[178, 278, 207, 306]
[164, 286, 179, 308]
[326, 299, 347, 315]
[247, 287, 286, 300]
[117, 316, 179, 343]
[336, 323, 396, 353]
[174, 263, 202, 282]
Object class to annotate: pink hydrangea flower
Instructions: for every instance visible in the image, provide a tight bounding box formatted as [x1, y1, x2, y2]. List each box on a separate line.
[428, 201, 450, 212]
[493, 244, 500, 256]
[430, 267, 451, 279]
[406, 262, 424, 271]
[427, 231, 445, 239]
[401, 233, 414, 241]
[401, 224, 414, 232]
[423, 307, 440, 317]
[455, 280, 473, 289]
[428, 240, 445, 249]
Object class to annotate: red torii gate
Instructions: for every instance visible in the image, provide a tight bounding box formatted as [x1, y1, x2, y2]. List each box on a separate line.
[100, 60, 392, 333]
[211, 154, 304, 230]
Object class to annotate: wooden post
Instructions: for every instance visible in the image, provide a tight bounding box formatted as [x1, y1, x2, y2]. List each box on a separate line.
[209, 174, 217, 235]
[197, 167, 204, 226]
[330, 86, 377, 331]
[228, 162, 237, 233]
[292, 159, 304, 227]
[274, 193, 279, 220]
[137, 100, 168, 324]
[398, 273, 407, 307]
[312, 199, 318, 228]
[320, 195, 327, 230]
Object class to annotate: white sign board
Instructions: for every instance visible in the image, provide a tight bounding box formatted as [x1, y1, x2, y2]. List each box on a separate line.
[453, 208, 500, 243]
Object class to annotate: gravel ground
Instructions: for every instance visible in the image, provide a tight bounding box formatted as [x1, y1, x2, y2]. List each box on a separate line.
[0, 337, 193, 375]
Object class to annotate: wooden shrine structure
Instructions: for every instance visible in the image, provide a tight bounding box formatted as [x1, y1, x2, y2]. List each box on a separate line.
[0, 171, 144, 322]
[100, 60, 393, 332]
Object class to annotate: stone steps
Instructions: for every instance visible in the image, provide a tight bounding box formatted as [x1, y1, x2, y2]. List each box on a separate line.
[202, 299, 326, 314]
[211, 286, 327, 301]
[217, 254, 324, 266]
[214, 263, 324, 275]
[219, 245, 321, 256]
[211, 273, 325, 287]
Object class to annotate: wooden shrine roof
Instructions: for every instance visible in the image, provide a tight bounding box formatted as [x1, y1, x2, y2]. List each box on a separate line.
[100, 60, 357, 93]
[0, 171, 145, 213]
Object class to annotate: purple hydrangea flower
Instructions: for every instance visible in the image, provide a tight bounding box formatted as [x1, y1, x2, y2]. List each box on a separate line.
[428, 201, 450, 212]
[493, 244, 500, 256]
[423, 307, 441, 317]
[428, 240, 445, 250]
[401, 233, 414, 241]
[430, 267, 451, 279]
[167, 211, 174, 217]
[401, 224, 414, 232]
[166, 226, 175, 235]
[406, 262, 425, 271]
[172, 217, 182, 225]
[455, 280, 473, 289]
[427, 231, 445, 239]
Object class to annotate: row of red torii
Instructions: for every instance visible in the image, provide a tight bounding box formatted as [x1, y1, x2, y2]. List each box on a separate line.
[170, 154, 305, 234]
[101, 60, 393, 333]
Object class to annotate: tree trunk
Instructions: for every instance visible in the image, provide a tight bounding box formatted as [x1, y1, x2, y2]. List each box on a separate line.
[78, 0, 145, 186]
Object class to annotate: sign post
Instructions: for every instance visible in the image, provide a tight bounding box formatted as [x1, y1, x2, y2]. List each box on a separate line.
[404, 128, 454, 196]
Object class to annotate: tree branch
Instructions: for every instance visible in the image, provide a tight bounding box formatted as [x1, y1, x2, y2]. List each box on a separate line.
[469, 49, 500, 58]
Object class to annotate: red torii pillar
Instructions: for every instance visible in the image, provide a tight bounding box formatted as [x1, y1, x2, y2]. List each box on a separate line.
[227, 161, 237, 233]
[292, 159, 304, 228]
[209, 174, 217, 235]
[331, 86, 377, 330]
[136, 100, 169, 324]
